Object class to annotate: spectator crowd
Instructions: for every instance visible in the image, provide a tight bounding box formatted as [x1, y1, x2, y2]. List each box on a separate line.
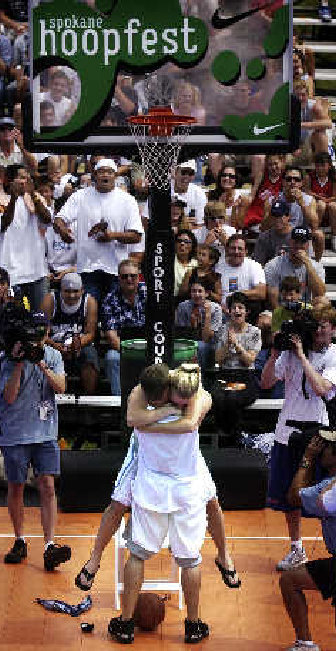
[0, 0, 335, 442]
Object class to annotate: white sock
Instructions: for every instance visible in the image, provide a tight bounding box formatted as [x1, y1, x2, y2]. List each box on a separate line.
[291, 539, 303, 551]
[44, 540, 54, 551]
[297, 641, 315, 648]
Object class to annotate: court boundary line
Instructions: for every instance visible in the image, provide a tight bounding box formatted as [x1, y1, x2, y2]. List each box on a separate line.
[0, 534, 324, 541]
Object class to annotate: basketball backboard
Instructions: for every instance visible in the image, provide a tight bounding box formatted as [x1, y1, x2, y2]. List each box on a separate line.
[26, 0, 297, 154]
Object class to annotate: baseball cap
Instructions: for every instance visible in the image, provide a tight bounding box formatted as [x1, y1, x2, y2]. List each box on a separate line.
[319, 429, 336, 442]
[94, 158, 117, 172]
[0, 116, 15, 129]
[178, 160, 197, 173]
[270, 199, 290, 217]
[61, 272, 83, 291]
[291, 226, 311, 242]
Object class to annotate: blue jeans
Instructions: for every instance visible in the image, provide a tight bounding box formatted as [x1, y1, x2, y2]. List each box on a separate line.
[105, 348, 121, 395]
[81, 271, 118, 305]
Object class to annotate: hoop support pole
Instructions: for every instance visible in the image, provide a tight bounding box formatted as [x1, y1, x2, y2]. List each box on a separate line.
[145, 187, 174, 367]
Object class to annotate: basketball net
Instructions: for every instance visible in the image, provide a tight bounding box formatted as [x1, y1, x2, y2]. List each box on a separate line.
[128, 107, 196, 192]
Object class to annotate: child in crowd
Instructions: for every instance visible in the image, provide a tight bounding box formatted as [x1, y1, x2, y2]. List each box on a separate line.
[271, 275, 312, 334]
[179, 244, 222, 304]
[304, 152, 336, 251]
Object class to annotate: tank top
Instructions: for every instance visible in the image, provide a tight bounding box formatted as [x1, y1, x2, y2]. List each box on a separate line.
[244, 170, 283, 227]
[309, 171, 333, 199]
[50, 290, 88, 345]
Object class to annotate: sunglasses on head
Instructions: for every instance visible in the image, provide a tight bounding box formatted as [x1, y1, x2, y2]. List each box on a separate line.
[221, 172, 236, 179]
[285, 175, 301, 182]
[120, 273, 138, 280]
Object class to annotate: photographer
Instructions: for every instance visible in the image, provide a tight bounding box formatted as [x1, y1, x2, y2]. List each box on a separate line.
[261, 305, 336, 571]
[280, 432, 336, 651]
[0, 307, 71, 570]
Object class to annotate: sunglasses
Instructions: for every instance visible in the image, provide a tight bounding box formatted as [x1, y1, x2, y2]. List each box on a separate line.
[177, 238, 192, 244]
[285, 175, 301, 183]
[0, 125, 14, 131]
[120, 273, 138, 280]
[180, 169, 194, 176]
[221, 173, 236, 179]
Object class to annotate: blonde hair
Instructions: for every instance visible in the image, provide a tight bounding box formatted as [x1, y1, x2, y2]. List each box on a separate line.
[169, 363, 200, 398]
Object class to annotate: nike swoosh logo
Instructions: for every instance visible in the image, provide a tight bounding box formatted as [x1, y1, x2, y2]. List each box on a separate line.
[211, 0, 289, 30]
[253, 123, 285, 136]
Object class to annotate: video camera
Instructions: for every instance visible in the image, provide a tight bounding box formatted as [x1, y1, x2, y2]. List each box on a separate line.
[273, 310, 318, 352]
[1, 303, 47, 363]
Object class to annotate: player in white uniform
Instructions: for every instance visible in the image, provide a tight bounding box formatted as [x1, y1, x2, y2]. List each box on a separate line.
[109, 364, 209, 644]
[75, 364, 240, 594]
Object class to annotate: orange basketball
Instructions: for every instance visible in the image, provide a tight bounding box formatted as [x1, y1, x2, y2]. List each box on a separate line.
[133, 593, 166, 631]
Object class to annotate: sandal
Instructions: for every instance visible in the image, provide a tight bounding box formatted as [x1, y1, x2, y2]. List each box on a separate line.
[75, 562, 99, 591]
[215, 559, 241, 588]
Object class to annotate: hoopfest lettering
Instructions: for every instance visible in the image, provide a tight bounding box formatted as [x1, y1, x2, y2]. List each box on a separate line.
[32, 0, 208, 140]
[39, 17, 199, 64]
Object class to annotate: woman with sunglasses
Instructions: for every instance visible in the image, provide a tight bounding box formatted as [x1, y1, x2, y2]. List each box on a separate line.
[174, 228, 198, 299]
[208, 165, 248, 229]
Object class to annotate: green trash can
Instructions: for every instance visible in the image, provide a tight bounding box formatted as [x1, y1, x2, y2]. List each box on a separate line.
[120, 338, 198, 437]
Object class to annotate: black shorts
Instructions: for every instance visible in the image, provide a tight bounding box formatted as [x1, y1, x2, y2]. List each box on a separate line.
[306, 557, 336, 603]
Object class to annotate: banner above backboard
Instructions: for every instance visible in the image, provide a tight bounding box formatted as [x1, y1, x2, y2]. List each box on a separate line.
[27, 0, 297, 154]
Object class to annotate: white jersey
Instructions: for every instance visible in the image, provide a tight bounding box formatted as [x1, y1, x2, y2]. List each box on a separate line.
[274, 345, 336, 445]
[132, 426, 201, 513]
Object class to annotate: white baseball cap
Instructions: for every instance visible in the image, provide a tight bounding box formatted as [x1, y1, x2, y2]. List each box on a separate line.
[94, 159, 118, 172]
[178, 159, 197, 173]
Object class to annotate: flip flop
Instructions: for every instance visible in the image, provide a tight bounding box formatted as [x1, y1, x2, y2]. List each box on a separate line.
[75, 562, 99, 591]
[215, 559, 241, 588]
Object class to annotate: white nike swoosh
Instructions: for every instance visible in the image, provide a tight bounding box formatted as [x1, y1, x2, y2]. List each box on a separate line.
[253, 123, 285, 136]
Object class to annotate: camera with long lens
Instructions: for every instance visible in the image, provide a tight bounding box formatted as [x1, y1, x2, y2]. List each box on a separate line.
[1, 303, 47, 363]
[273, 310, 318, 352]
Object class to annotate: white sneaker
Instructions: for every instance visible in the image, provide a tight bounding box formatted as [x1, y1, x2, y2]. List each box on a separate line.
[276, 547, 308, 571]
[286, 642, 320, 651]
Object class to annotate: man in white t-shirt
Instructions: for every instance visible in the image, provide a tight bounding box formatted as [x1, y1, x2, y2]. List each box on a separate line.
[54, 159, 144, 304]
[0, 165, 51, 310]
[217, 234, 266, 320]
[261, 304, 336, 573]
[40, 69, 75, 127]
[172, 160, 207, 226]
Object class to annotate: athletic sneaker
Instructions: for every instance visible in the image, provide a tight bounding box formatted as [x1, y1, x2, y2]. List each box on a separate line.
[276, 547, 308, 571]
[4, 538, 27, 564]
[43, 543, 71, 571]
[108, 615, 135, 644]
[286, 642, 320, 651]
[184, 618, 209, 644]
[318, 4, 332, 22]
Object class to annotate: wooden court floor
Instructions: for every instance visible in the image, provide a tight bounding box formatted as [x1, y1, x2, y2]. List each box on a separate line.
[0, 507, 334, 651]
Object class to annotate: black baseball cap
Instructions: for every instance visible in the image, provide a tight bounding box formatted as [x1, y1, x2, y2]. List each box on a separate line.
[271, 199, 290, 217]
[291, 226, 311, 242]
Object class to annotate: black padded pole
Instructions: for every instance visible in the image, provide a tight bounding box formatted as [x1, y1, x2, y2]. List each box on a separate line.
[145, 186, 174, 366]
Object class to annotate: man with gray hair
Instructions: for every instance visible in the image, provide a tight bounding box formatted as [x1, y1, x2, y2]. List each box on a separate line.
[41, 272, 98, 395]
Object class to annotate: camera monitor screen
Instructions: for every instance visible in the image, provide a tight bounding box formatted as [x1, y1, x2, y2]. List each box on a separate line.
[27, 0, 295, 154]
